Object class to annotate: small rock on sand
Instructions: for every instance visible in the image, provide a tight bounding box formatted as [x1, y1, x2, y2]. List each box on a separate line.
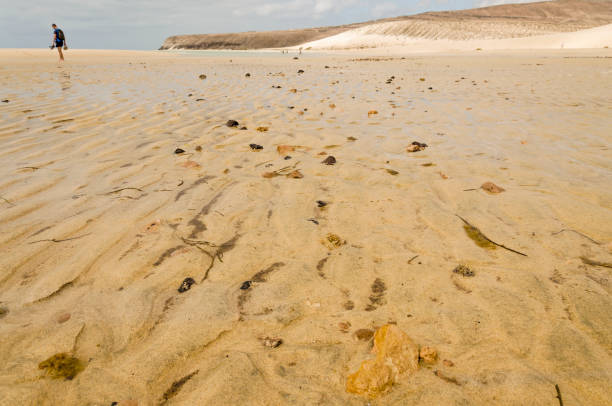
[249, 144, 263, 150]
[57, 313, 71, 324]
[178, 277, 195, 293]
[453, 265, 475, 277]
[226, 120, 239, 128]
[419, 346, 438, 364]
[199, 74, 207, 80]
[481, 182, 505, 194]
[261, 337, 283, 348]
[354, 329, 374, 341]
[174, 148, 185, 154]
[346, 325, 419, 398]
[322, 156, 336, 165]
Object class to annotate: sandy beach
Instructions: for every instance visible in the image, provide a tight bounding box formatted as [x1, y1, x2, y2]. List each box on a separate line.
[1, 48, 611, 405]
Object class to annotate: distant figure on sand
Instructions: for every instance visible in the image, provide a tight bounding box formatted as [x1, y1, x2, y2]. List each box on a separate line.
[51, 24, 66, 61]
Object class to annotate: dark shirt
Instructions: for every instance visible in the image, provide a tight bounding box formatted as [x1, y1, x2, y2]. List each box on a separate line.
[54, 28, 63, 45]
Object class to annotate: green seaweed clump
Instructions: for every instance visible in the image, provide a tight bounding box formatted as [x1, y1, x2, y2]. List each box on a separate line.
[38, 353, 84, 380]
[463, 225, 496, 250]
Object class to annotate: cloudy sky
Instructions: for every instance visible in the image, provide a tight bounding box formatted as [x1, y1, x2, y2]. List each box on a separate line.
[1, 0, 544, 50]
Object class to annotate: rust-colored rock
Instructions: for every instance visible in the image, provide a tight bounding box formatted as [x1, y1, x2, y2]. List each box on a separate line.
[481, 182, 505, 194]
[346, 324, 419, 398]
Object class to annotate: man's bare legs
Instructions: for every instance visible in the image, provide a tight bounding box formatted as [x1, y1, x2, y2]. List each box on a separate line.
[57, 47, 64, 62]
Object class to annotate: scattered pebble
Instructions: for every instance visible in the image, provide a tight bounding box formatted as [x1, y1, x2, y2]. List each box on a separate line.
[0, 306, 8, 319]
[256, 126, 269, 132]
[368, 110, 378, 117]
[286, 170, 303, 179]
[249, 144, 263, 150]
[481, 182, 505, 194]
[174, 148, 185, 154]
[198, 74, 207, 80]
[261, 337, 283, 348]
[347, 136, 357, 141]
[1, 99, 9, 103]
[297, 69, 304, 74]
[453, 265, 475, 277]
[386, 169, 399, 175]
[226, 120, 239, 127]
[240, 126, 248, 130]
[195, 146, 202, 152]
[284, 156, 292, 160]
[57, 313, 71, 324]
[407, 142, 428, 153]
[354, 329, 374, 341]
[322, 156, 336, 165]
[240, 281, 252, 290]
[178, 277, 196, 293]
[316, 200, 327, 208]
[245, 73, 251, 77]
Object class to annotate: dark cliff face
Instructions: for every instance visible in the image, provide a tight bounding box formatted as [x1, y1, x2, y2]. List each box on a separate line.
[159, 0, 612, 50]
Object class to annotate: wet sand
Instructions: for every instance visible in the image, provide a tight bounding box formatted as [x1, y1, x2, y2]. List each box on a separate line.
[0, 48, 611, 405]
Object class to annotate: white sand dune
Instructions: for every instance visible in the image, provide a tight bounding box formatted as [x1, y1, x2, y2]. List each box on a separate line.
[298, 22, 612, 52]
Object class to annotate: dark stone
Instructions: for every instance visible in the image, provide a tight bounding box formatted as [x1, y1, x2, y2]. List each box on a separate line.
[453, 265, 475, 277]
[321, 156, 336, 165]
[293, 57, 299, 60]
[307, 218, 319, 225]
[324, 65, 330, 69]
[199, 74, 207, 80]
[412, 141, 428, 148]
[284, 156, 292, 160]
[226, 120, 239, 127]
[1, 99, 8, 103]
[297, 69, 304, 74]
[240, 126, 248, 130]
[240, 281, 252, 290]
[178, 277, 196, 293]
[316, 200, 327, 208]
[174, 148, 185, 154]
[249, 144, 263, 150]
[195, 98, 205, 101]
[245, 73, 251, 77]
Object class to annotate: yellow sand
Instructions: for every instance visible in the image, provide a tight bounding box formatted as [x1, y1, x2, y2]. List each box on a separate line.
[0, 48, 611, 405]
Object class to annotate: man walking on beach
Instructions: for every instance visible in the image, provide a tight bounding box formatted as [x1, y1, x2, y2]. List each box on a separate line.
[51, 24, 66, 62]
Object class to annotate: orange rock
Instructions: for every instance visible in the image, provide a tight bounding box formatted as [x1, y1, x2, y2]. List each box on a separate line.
[367, 110, 378, 117]
[481, 182, 505, 194]
[286, 170, 303, 179]
[256, 126, 269, 132]
[277, 145, 296, 155]
[346, 325, 419, 398]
